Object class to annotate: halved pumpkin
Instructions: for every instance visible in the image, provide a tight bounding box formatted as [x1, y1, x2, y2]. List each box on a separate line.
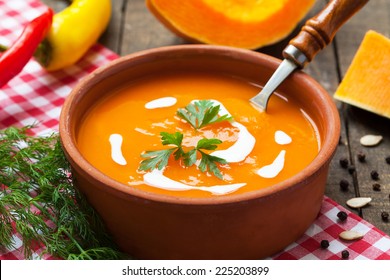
[146, 0, 315, 49]
[334, 30, 390, 119]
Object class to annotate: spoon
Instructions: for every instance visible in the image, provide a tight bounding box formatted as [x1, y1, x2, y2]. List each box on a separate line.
[250, 0, 369, 112]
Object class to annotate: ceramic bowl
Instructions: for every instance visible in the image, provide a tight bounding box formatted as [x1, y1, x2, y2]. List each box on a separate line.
[59, 45, 340, 259]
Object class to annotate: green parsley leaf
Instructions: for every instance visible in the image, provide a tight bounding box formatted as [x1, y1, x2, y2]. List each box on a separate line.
[177, 100, 232, 129]
[161, 131, 183, 146]
[183, 149, 197, 167]
[159, 131, 185, 160]
[177, 103, 198, 128]
[198, 151, 227, 179]
[196, 138, 222, 150]
[139, 132, 185, 171]
[139, 148, 176, 171]
[140, 100, 234, 178]
[139, 133, 228, 179]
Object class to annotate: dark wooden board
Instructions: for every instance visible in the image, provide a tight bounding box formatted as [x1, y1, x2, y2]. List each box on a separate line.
[334, 0, 390, 234]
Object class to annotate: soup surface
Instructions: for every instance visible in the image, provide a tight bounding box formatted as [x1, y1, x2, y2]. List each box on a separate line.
[77, 71, 320, 198]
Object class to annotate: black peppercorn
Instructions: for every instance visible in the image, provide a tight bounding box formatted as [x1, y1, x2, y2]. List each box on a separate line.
[370, 170, 379, 180]
[381, 211, 389, 222]
[386, 156, 390, 164]
[339, 158, 349, 168]
[341, 250, 350, 259]
[348, 165, 356, 174]
[339, 179, 350, 191]
[357, 152, 366, 162]
[372, 183, 381, 191]
[337, 211, 348, 221]
[320, 240, 330, 249]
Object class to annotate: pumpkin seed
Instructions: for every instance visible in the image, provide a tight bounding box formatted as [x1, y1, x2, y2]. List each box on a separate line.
[360, 135, 383, 146]
[339, 230, 364, 241]
[346, 197, 372, 208]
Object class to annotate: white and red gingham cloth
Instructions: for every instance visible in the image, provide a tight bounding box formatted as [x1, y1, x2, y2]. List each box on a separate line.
[1, 0, 390, 260]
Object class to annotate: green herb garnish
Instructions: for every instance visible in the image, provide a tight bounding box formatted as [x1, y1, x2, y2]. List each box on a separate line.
[0, 126, 124, 260]
[139, 132, 227, 179]
[140, 100, 233, 179]
[196, 139, 227, 179]
[139, 132, 184, 171]
[177, 100, 232, 129]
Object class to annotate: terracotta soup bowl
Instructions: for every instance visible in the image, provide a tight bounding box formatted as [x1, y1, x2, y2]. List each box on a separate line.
[59, 45, 340, 259]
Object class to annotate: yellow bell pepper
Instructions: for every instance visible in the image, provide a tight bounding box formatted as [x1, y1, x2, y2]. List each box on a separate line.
[38, 0, 111, 71]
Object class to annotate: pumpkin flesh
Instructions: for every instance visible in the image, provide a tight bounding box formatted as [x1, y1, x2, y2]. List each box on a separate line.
[334, 30, 390, 119]
[146, 0, 315, 49]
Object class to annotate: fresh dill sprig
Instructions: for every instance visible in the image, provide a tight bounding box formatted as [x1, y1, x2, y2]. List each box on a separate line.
[139, 132, 227, 179]
[0, 126, 125, 260]
[177, 100, 232, 130]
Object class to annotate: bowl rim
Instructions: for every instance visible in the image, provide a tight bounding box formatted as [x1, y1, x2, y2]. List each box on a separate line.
[59, 44, 340, 206]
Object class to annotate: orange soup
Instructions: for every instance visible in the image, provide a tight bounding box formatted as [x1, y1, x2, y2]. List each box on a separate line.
[77, 71, 320, 198]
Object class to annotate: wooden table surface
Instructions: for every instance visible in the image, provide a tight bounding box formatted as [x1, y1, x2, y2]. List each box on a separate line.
[42, 0, 390, 235]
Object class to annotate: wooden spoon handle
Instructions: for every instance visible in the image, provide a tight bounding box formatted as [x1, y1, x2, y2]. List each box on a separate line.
[284, 0, 369, 65]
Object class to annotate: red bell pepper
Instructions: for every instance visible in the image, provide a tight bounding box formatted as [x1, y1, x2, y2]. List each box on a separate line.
[0, 7, 53, 88]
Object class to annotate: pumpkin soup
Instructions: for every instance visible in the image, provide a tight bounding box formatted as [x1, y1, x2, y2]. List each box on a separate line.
[77, 71, 320, 198]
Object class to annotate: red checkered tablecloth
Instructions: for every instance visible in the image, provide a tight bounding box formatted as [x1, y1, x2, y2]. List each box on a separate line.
[1, 0, 390, 260]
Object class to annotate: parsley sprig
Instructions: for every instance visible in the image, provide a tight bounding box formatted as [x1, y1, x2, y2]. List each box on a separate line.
[140, 100, 233, 179]
[139, 132, 227, 179]
[139, 132, 184, 171]
[177, 100, 232, 129]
